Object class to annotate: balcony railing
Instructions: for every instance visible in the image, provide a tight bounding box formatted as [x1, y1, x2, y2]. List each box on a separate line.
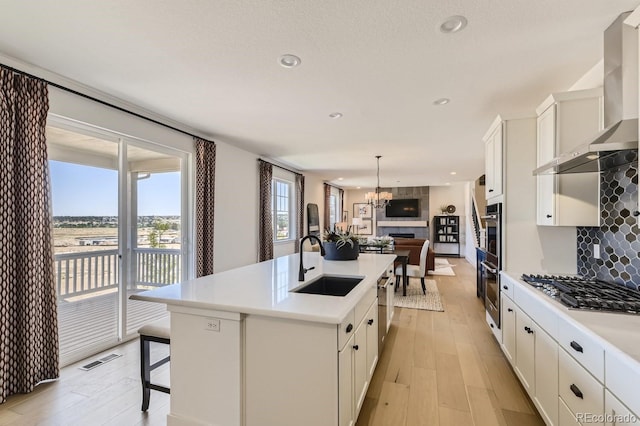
[54, 248, 181, 299]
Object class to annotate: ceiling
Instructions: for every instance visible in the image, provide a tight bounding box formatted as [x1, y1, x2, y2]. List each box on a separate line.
[1, 0, 639, 188]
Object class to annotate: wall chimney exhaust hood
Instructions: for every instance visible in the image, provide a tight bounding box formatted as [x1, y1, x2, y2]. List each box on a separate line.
[534, 12, 638, 176]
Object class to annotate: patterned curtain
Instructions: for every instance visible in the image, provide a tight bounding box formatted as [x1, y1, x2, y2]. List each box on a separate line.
[323, 183, 331, 231]
[0, 68, 59, 403]
[195, 138, 216, 277]
[258, 160, 273, 261]
[338, 188, 344, 223]
[294, 174, 305, 253]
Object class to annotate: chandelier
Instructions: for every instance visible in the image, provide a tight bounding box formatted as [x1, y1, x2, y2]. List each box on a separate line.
[364, 155, 393, 209]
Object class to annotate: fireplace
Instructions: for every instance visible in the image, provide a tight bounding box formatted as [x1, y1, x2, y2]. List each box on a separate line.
[389, 233, 415, 238]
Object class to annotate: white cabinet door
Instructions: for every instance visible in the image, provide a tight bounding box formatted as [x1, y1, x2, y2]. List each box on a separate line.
[537, 104, 556, 226]
[353, 322, 368, 418]
[515, 306, 535, 394]
[365, 302, 379, 378]
[501, 294, 516, 364]
[535, 90, 601, 226]
[339, 335, 354, 426]
[535, 323, 559, 426]
[485, 123, 503, 200]
[604, 390, 639, 426]
[537, 104, 557, 164]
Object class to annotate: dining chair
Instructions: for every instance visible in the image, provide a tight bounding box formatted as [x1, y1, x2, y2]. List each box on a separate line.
[395, 239, 429, 294]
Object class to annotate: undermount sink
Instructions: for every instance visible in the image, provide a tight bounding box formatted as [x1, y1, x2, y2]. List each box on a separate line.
[292, 275, 364, 297]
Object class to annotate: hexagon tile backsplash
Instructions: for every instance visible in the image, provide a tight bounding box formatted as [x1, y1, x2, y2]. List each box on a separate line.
[577, 151, 639, 290]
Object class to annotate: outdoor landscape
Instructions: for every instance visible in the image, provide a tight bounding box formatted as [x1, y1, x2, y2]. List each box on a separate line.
[53, 215, 181, 254]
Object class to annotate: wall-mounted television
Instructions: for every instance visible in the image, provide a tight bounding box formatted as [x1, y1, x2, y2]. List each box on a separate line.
[385, 199, 420, 217]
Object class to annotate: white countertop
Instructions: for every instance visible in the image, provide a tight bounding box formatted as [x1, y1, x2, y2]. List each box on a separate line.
[131, 252, 396, 324]
[503, 271, 640, 364]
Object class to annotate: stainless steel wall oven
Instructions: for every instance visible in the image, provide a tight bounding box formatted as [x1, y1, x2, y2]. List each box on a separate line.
[482, 203, 502, 327]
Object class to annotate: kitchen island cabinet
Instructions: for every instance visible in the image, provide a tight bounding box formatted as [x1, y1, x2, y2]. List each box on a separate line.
[132, 252, 395, 426]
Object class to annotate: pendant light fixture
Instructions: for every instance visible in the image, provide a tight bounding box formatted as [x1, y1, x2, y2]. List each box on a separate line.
[364, 155, 393, 209]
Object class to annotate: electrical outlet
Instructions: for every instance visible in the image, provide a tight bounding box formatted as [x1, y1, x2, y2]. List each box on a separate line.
[204, 318, 220, 332]
[593, 244, 600, 259]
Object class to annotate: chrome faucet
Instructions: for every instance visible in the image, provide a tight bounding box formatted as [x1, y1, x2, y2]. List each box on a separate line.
[298, 235, 325, 281]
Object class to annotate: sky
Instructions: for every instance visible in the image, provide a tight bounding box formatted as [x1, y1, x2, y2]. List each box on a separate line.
[49, 160, 181, 216]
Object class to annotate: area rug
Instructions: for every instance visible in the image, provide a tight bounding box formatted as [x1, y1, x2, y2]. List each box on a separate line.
[428, 258, 456, 276]
[394, 279, 444, 312]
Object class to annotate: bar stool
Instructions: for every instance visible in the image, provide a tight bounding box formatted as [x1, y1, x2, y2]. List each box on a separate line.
[138, 316, 171, 411]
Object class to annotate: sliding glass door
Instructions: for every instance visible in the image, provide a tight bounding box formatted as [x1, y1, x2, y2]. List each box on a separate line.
[47, 119, 189, 365]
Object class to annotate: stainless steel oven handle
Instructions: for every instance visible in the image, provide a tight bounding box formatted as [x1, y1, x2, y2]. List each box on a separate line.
[481, 215, 498, 220]
[480, 261, 498, 274]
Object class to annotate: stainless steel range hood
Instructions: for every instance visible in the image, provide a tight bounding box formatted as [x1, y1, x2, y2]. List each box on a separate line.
[534, 12, 638, 175]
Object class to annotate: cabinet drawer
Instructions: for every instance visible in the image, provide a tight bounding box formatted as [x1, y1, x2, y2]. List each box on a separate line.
[514, 283, 558, 339]
[559, 349, 604, 423]
[558, 316, 604, 382]
[559, 397, 582, 426]
[500, 273, 514, 299]
[605, 349, 640, 418]
[338, 310, 356, 350]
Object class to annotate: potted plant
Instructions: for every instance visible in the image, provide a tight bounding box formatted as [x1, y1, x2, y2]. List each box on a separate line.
[323, 226, 360, 260]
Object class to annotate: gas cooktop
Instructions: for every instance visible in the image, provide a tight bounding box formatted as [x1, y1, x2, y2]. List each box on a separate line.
[520, 274, 640, 315]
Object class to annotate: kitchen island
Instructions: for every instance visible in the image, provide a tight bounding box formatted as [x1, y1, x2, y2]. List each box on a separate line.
[131, 252, 396, 426]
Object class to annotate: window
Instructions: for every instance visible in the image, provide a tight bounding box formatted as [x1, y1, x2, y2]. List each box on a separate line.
[272, 178, 294, 241]
[328, 187, 342, 230]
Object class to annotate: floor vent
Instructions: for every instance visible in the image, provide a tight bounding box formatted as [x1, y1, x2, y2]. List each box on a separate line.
[79, 353, 123, 371]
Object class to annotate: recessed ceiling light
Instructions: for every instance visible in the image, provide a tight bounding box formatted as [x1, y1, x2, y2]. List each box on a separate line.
[586, 154, 599, 160]
[338, 177, 344, 181]
[329, 112, 343, 119]
[356, 186, 361, 189]
[450, 171, 457, 175]
[433, 98, 450, 106]
[446, 182, 451, 185]
[440, 15, 468, 34]
[279, 54, 301, 68]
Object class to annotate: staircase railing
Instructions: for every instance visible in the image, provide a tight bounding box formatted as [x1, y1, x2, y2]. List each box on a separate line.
[470, 192, 485, 249]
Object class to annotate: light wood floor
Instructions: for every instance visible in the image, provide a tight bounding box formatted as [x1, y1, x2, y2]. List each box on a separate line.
[0, 258, 543, 426]
[356, 257, 544, 426]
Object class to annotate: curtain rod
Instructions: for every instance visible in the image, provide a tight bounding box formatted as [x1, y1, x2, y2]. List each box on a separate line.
[0, 63, 204, 141]
[257, 158, 302, 177]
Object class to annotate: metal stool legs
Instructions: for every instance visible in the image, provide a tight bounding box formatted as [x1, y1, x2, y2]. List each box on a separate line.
[139, 334, 170, 411]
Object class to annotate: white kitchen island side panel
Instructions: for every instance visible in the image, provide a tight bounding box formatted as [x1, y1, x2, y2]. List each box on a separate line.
[244, 315, 339, 426]
[167, 306, 243, 426]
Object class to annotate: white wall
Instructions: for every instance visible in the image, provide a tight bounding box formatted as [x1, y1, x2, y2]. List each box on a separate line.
[213, 142, 260, 272]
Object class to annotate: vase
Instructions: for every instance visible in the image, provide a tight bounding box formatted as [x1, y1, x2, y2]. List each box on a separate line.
[324, 241, 359, 260]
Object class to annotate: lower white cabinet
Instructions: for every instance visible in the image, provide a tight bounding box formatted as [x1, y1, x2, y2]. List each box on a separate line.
[339, 335, 355, 426]
[535, 324, 559, 425]
[501, 273, 640, 426]
[340, 297, 379, 426]
[365, 302, 379, 378]
[501, 294, 516, 363]
[502, 293, 559, 425]
[515, 306, 536, 394]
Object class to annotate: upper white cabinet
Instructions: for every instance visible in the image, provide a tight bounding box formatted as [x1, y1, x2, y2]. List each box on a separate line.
[483, 117, 504, 201]
[535, 88, 603, 226]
